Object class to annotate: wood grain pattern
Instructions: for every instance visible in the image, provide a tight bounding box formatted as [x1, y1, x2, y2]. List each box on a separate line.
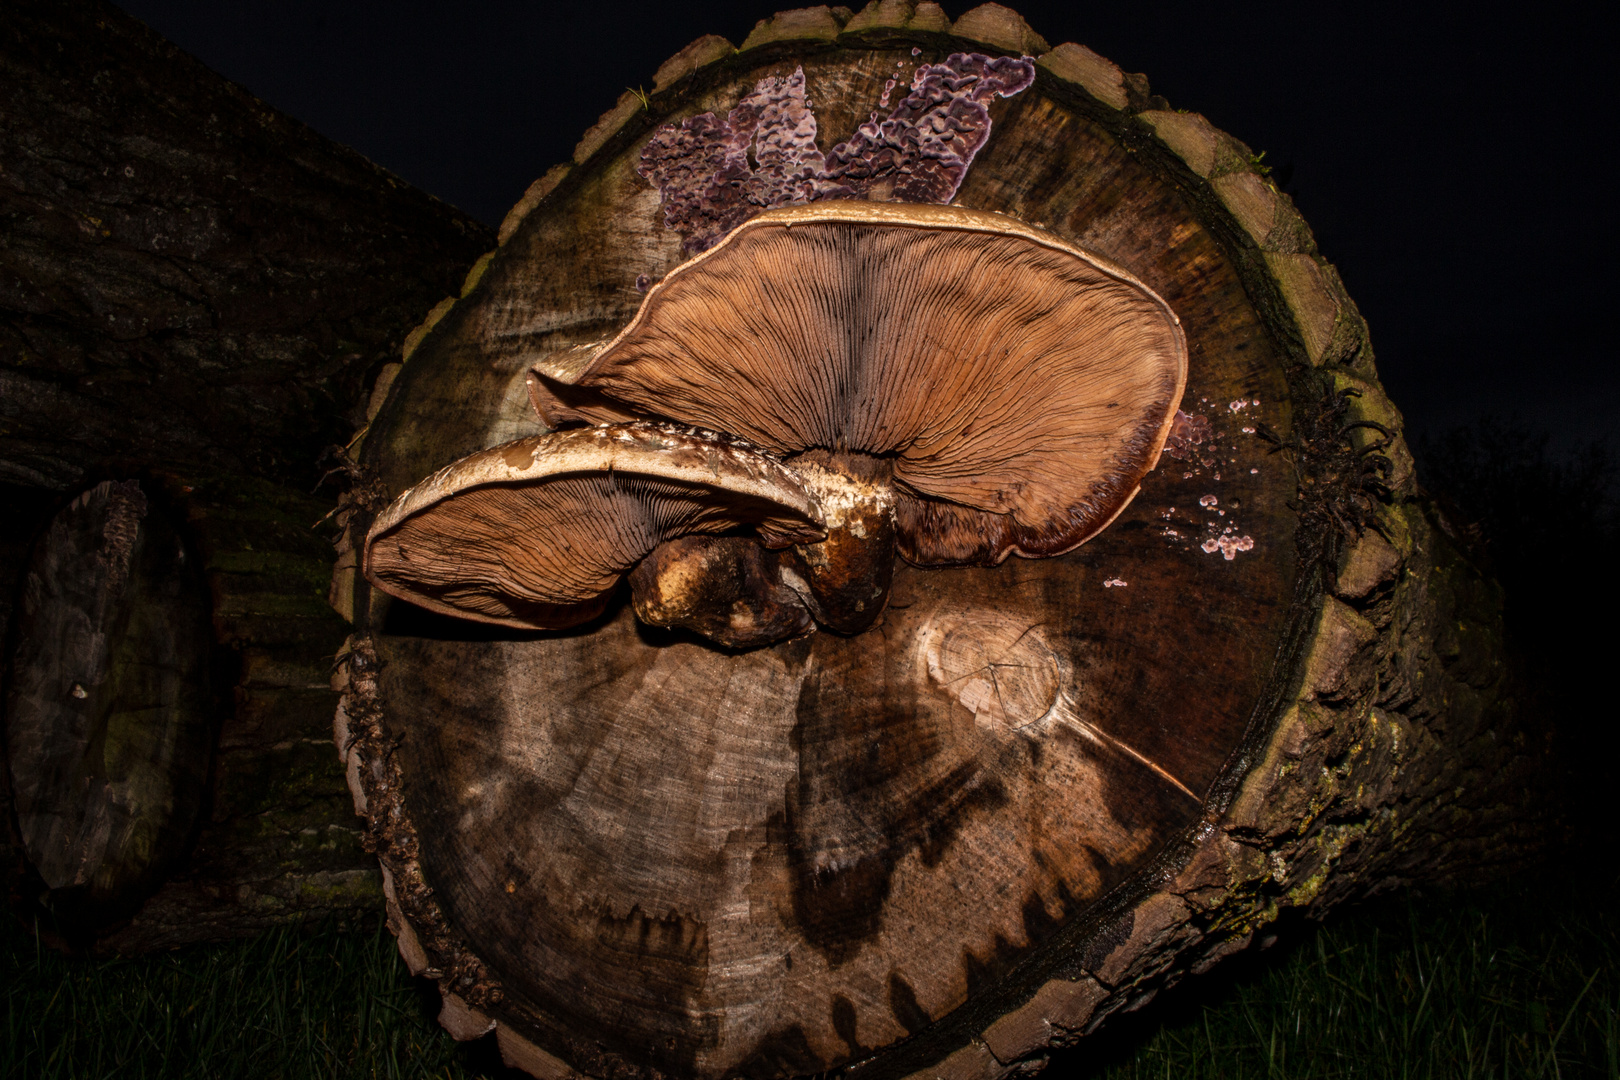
[350, 33, 1300, 1077]
[335, 16, 1541, 1080]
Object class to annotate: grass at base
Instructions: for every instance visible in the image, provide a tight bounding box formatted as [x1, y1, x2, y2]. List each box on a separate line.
[5, 869, 1616, 1079]
[1058, 867, 1619, 1079]
[2, 916, 505, 1080]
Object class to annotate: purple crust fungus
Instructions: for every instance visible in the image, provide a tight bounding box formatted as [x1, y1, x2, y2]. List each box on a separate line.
[638, 53, 1036, 253]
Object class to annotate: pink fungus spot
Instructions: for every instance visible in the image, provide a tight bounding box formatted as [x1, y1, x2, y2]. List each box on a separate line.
[1199, 495, 1218, 508]
[1104, 578, 1127, 588]
[1250, 468, 1259, 474]
[1242, 426, 1255, 434]
[1165, 409, 1212, 460]
[1228, 399, 1249, 412]
[1201, 535, 1255, 560]
[912, 47, 922, 56]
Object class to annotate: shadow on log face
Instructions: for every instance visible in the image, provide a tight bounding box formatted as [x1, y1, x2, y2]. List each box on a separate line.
[375, 497, 1293, 1075]
[4, 480, 214, 935]
[330, 12, 1543, 1080]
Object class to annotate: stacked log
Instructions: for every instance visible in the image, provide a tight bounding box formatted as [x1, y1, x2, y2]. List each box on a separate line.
[0, 0, 492, 951]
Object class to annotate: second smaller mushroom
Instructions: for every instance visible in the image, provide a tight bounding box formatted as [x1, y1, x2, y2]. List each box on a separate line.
[363, 423, 826, 642]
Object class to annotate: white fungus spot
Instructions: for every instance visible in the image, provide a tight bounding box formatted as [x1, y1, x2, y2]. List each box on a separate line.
[1103, 578, 1127, 588]
[1199, 495, 1218, 508]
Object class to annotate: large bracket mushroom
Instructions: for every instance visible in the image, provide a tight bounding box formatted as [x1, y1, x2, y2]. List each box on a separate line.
[526, 202, 1188, 640]
[369, 204, 1185, 647]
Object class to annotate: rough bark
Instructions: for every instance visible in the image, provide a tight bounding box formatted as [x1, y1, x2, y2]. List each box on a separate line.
[0, 0, 490, 491]
[330, 6, 1550, 1078]
[0, 0, 494, 951]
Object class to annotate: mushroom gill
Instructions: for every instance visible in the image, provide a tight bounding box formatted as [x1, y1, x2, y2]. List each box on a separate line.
[527, 202, 1187, 629]
[363, 423, 825, 632]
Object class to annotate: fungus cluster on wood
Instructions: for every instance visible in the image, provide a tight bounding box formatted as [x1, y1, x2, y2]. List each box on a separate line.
[364, 202, 1187, 646]
[639, 54, 1036, 253]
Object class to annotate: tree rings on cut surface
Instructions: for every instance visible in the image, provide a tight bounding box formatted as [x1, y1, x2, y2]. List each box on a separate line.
[4, 480, 213, 930]
[347, 18, 1326, 1080]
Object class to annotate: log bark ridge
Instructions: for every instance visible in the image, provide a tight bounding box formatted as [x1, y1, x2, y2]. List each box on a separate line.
[1, 0, 494, 951]
[332, 5, 1546, 1078]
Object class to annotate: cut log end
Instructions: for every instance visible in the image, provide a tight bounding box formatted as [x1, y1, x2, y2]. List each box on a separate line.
[4, 481, 213, 931]
[330, 10, 1547, 1080]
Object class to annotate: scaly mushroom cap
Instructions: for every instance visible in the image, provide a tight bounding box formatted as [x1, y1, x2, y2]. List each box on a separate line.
[364, 423, 825, 630]
[534, 202, 1187, 565]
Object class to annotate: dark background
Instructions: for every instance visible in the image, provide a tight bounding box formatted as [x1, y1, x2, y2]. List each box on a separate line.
[112, 0, 1615, 460]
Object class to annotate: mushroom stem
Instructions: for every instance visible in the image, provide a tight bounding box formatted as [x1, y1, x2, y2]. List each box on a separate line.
[628, 535, 814, 648]
[780, 452, 897, 635]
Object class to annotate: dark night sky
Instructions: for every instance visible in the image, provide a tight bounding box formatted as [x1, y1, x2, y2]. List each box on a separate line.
[114, 0, 1616, 457]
